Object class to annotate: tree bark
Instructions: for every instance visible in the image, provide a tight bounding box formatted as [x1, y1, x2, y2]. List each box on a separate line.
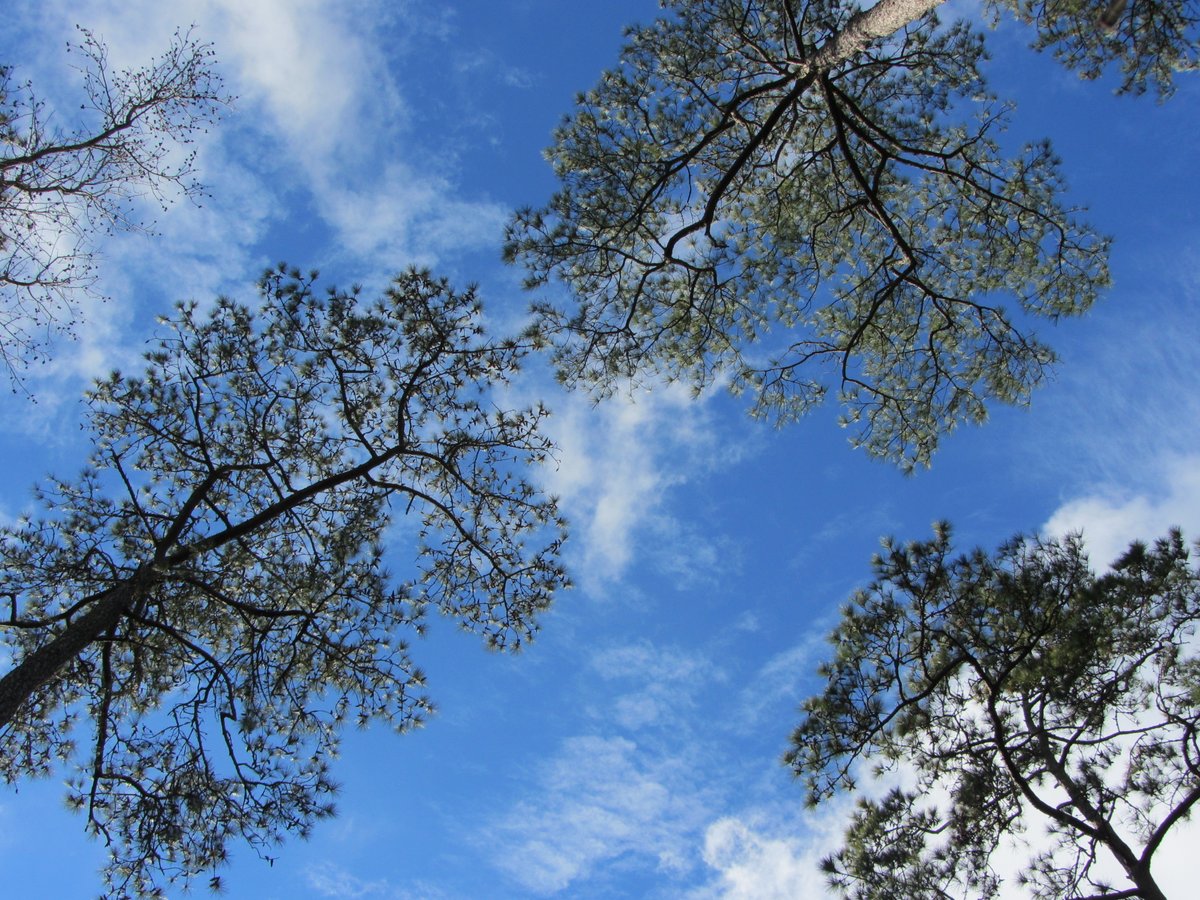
[0, 582, 137, 728]
[806, 0, 948, 72]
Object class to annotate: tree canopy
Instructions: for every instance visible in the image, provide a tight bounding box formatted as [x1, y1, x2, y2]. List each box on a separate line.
[0, 266, 567, 897]
[787, 525, 1200, 900]
[0, 27, 228, 383]
[507, 0, 1197, 468]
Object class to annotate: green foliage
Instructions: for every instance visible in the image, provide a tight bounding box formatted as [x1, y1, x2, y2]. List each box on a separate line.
[992, 0, 1200, 96]
[0, 266, 567, 897]
[507, 0, 1195, 469]
[788, 525, 1200, 899]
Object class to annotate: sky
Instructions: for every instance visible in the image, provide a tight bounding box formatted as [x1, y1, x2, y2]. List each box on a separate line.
[1, 1, 1198, 897]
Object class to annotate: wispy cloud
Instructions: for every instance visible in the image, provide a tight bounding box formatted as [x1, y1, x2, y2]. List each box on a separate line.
[541, 382, 741, 594]
[588, 640, 721, 731]
[454, 48, 535, 90]
[488, 733, 718, 894]
[214, 0, 404, 159]
[317, 162, 508, 269]
[733, 629, 832, 730]
[305, 860, 455, 900]
[306, 862, 395, 899]
[191, 0, 506, 270]
[481, 639, 728, 894]
[478, 620, 854, 897]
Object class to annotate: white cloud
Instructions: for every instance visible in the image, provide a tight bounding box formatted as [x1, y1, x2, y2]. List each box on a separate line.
[542, 382, 739, 593]
[306, 862, 394, 899]
[590, 640, 710, 685]
[697, 817, 827, 900]
[488, 734, 716, 895]
[29, 0, 403, 164]
[588, 641, 718, 731]
[1038, 254, 1200, 567]
[183, 0, 504, 270]
[454, 48, 534, 90]
[1043, 453, 1200, 566]
[316, 161, 509, 268]
[688, 767, 915, 900]
[304, 861, 451, 900]
[215, 0, 402, 161]
[483, 639, 730, 895]
[1039, 445, 1200, 896]
[24, 0, 504, 262]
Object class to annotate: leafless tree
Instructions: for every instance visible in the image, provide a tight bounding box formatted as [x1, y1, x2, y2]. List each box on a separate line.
[0, 26, 229, 384]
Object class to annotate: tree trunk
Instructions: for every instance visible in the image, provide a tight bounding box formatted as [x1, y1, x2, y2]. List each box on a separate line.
[0, 582, 136, 728]
[1128, 866, 1167, 900]
[807, 0, 948, 72]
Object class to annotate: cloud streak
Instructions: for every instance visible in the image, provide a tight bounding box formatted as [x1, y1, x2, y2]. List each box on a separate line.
[541, 382, 740, 594]
[488, 733, 716, 894]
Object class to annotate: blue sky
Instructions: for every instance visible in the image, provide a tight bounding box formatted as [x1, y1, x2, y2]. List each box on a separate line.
[1, 1, 1199, 897]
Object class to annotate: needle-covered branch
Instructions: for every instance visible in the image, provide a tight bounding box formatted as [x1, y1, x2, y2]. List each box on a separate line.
[0, 265, 567, 897]
[788, 525, 1200, 899]
[508, 0, 1198, 468]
